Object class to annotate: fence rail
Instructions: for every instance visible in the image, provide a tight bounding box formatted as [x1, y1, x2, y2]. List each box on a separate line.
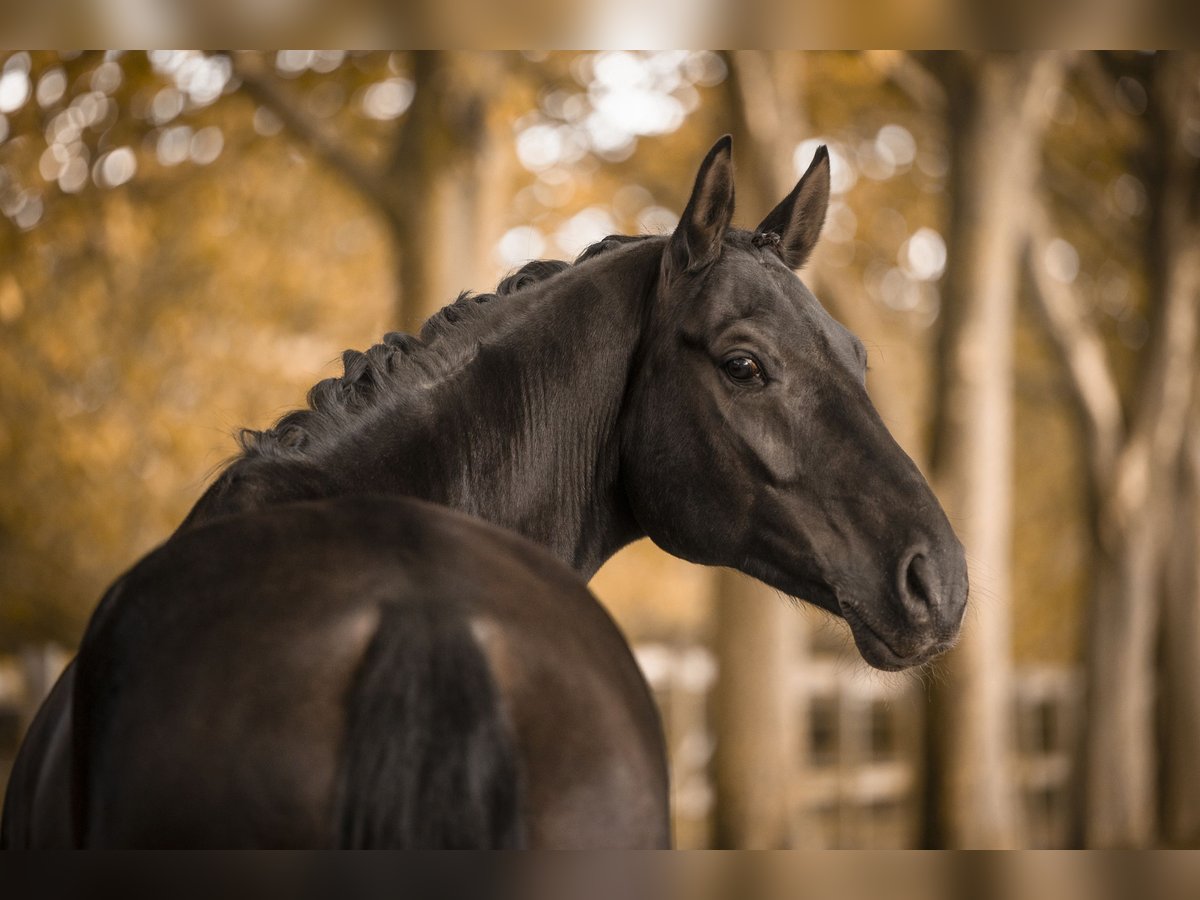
[637, 641, 1081, 848]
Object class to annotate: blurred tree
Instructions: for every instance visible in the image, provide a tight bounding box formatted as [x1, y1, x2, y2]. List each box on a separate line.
[234, 51, 519, 330]
[922, 51, 1068, 849]
[709, 52, 809, 849]
[5, 50, 1192, 848]
[1141, 53, 1200, 851]
[1027, 51, 1200, 847]
[0, 54, 401, 646]
[1164, 388, 1200, 846]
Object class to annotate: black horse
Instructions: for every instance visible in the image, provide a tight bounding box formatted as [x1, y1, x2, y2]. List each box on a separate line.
[1, 136, 967, 848]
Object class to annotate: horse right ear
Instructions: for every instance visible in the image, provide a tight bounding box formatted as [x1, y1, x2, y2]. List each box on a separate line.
[755, 145, 830, 269]
[663, 135, 735, 285]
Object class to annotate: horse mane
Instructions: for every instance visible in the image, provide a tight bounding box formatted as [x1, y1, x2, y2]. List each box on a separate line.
[236, 234, 651, 461]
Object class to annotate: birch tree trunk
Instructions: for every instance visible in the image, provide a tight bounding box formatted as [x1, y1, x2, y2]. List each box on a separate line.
[1150, 53, 1200, 849]
[1082, 239, 1198, 847]
[1027, 217, 1199, 846]
[711, 570, 803, 848]
[1025, 52, 1200, 847]
[1084, 54, 1200, 847]
[925, 52, 1065, 849]
[1162, 392, 1200, 846]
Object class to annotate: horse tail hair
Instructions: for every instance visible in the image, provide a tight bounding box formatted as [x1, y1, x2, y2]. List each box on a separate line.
[333, 602, 522, 848]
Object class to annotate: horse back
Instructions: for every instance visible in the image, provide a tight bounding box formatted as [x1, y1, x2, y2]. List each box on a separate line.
[71, 496, 668, 848]
[0, 662, 75, 848]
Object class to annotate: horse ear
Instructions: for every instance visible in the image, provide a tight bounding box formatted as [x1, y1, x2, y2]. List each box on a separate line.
[664, 135, 735, 282]
[756, 145, 830, 269]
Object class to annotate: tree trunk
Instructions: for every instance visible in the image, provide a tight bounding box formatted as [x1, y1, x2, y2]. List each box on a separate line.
[1025, 54, 1200, 847]
[1084, 515, 1165, 845]
[709, 53, 807, 849]
[1083, 53, 1200, 847]
[723, 52, 806, 223]
[387, 52, 515, 330]
[232, 51, 516, 335]
[1084, 257, 1198, 846]
[926, 53, 1065, 849]
[1162, 392, 1200, 846]
[711, 570, 802, 848]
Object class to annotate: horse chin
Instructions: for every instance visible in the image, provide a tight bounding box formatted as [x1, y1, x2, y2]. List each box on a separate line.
[840, 602, 951, 672]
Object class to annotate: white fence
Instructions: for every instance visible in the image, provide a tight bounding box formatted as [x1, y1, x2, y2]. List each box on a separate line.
[637, 641, 1082, 848]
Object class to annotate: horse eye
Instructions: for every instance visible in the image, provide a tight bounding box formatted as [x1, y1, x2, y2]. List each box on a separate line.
[723, 356, 764, 383]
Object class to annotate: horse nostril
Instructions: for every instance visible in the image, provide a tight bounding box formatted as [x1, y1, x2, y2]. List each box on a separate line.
[902, 552, 936, 611]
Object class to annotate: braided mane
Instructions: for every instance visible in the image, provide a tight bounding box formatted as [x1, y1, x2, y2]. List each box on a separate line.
[237, 236, 647, 460]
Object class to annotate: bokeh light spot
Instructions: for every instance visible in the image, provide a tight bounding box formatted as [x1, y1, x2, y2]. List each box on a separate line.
[0, 69, 31, 114]
[361, 78, 414, 120]
[1044, 238, 1080, 284]
[902, 228, 947, 281]
[496, 226, 547, 268]
[91, 61, 124, 95]
[156, 126, 192, 166]
[253, 107, 283, 136]
[98, 147, 137, 188]
[36, 69, 67, 108]
[190, 127, 224, 165]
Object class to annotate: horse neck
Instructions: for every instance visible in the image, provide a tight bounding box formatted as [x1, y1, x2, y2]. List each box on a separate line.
[185, 241, 660, 579]
[433, 265, 655, 573]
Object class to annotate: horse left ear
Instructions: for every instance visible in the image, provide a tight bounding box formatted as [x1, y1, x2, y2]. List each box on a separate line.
[664, 135, 735, 283]
[756, 145, 830, 269]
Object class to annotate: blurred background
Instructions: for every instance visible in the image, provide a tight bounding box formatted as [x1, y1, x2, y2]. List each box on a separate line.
[0, 50, 1197, 849]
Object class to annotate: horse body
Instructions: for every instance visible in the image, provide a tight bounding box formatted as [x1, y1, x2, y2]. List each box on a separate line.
[4, 234, 661, 849]
[3, 137, 969, 848]
[74, 497, 667, 848]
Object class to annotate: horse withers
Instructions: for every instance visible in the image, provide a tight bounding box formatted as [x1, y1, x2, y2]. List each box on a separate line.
[3, 136, 966, 848]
